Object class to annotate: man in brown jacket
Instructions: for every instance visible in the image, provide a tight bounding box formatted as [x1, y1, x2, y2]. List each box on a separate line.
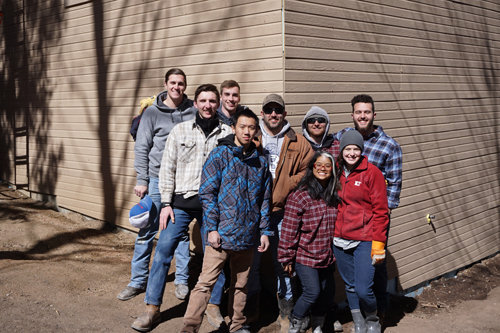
[246, 94, 314, 333]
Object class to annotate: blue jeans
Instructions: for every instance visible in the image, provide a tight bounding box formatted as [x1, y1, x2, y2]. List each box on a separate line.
[144, 208, 225, 306]
[333, 241, 376, 313]
[373, 215, 390, 313]
[247, 214, 294, 301]
[129, 177, 190, 289]
[293, 263, 335, 319]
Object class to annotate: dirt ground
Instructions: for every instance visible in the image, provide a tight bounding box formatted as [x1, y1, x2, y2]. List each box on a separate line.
[1, 182, 499, 333]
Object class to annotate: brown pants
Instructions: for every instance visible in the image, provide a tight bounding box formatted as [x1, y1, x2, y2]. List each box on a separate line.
[181, 245, 254, 333]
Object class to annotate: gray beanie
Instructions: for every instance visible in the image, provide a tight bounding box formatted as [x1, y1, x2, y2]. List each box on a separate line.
[339, 130, 364, 153]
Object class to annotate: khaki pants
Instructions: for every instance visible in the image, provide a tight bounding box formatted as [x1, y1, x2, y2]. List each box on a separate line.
[182, 245, 254, 333]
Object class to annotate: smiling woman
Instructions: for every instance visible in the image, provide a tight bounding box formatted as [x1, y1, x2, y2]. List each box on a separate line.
[277, 151, 341, 333]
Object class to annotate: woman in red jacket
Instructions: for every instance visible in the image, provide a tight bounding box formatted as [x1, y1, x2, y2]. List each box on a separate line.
[278, 151, 341, 333]
[333, 130, 389, 333]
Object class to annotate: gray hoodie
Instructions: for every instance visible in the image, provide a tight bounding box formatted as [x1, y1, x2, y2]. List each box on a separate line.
[301, 106, 331, 150]
[260, 119, 291, 179]
[134, 92, 195, 186]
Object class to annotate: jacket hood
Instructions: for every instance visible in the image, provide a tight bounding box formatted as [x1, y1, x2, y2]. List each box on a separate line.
[154, 92, 192, 113]
[260, 119, 291, 139]
[302, 106, 331, 149]
[218, 134, 258, 158]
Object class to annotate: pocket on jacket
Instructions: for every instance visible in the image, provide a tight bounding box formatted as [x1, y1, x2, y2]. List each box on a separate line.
[179, 140, 196, 163]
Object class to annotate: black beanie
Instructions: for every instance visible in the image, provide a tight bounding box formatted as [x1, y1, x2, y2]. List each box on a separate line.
[339, 130, 364, 153]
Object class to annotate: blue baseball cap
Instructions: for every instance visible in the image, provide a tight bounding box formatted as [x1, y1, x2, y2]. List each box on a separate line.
[129, 195, 153, 229]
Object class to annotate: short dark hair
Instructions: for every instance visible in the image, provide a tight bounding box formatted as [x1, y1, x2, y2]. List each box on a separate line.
[351, 94, 375, 113]
[165, 68, 187, 85]
[233, 108, 258, 127]
[194, 84, 220, 103]
[220, 80, 240, 93]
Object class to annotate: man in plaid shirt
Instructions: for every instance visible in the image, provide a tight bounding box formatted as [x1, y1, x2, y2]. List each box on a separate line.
[333, 94, 403, 324]
[131, 84, 231, 332]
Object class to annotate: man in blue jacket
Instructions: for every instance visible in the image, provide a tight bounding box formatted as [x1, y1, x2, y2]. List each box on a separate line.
[181, 109, 273, 333]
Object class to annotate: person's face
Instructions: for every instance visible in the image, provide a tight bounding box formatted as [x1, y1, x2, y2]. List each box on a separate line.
[195, 91, 219, 119]
[164, 74, 186, 101]
[261, 102, 286, 133]
[221, 86, 241, 115]
[313, 155, 333, 184]
[342, 144, 362, 168]
[306, 117, 327, 138]
[232, 116, 258, 148]
[352, 102, 375, 133]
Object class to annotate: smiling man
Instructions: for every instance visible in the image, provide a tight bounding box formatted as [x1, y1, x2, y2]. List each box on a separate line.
[119, 69, 194, 303]
[334, 94, 402, 327]
[181, 109, 273, 333]
[246, 94, 314, 332]
[301, 106, 340, 159]
[216, 80, 248, 126]
[130, 84, 232, 332]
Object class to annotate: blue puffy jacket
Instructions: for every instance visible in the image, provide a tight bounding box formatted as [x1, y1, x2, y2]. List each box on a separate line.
[199, 134, 273, 251]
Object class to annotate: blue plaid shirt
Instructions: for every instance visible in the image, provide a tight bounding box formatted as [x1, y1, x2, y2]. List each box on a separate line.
[334, 126, 402, 209]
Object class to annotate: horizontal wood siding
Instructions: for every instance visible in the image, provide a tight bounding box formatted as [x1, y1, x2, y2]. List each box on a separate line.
[1, 0, 284, 228]
[284, 0, 500, 289]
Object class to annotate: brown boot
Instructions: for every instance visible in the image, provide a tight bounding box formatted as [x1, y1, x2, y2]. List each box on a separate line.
[131, 304, 161, 332]
[205, 304, 224, 328]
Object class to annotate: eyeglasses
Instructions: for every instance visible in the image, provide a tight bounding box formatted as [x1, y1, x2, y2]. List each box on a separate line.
[306, 117, 327, 124]
[314, 163, 333, 170]
[263, 107, 285, 115]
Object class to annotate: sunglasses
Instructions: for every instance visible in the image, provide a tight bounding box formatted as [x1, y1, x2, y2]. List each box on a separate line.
[263, 107, 285, 115]
[307, 117, 327, 124]
[314, 163, 333, 170]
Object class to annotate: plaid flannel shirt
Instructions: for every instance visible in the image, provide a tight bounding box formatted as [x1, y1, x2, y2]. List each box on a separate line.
[334, 126, 402, 209]
[278, 190, 337, 268]
[158, 118, 232, 204]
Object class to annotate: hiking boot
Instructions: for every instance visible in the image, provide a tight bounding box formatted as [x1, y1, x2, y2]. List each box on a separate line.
[205, 304, 224, 328]
[365, 311, 380, 333]
[351, 309, 366, 333]
[131, 304, 161, 332]
[175, 284, 189, 300]
[288, 315, 307, 333]
[334, 319, 343, 332]
[117, 286, 146, 301]
[311, 316, 325, 333]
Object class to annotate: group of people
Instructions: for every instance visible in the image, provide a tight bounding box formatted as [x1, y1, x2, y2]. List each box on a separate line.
[117, 68, 403, 333]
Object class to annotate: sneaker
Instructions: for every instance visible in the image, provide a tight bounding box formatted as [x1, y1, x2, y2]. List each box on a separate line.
[175, 284, 189, 300]
[205, 304, 224, 328]
[117, 286, 146, 301]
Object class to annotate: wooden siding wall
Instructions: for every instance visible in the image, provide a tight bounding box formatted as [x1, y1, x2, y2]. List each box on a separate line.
[0, 0, 283, 227]
[284, 0, 500, 290]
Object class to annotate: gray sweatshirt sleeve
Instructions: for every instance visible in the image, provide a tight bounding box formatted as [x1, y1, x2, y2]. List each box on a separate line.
[134, 107, 156, 186]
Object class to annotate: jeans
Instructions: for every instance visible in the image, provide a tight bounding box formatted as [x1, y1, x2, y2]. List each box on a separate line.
[129, 177, 190, 289]
[293, 263, 335, 319]
[333, 241, 376, 313]
[182, 246, 253, 333]
[247, 214, 293, 301]
[373, 215, 390, 313]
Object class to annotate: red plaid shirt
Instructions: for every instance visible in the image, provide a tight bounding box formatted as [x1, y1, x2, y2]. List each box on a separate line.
[278, 189, 337, 268]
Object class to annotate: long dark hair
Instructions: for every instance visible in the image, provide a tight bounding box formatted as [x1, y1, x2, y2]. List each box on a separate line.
[295, 151, 341, 207]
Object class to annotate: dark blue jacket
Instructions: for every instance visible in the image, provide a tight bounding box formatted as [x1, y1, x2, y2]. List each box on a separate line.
[199, 135, 273, 251]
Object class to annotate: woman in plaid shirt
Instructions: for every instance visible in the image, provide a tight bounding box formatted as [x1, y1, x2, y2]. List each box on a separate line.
[278, 151, 341, 333]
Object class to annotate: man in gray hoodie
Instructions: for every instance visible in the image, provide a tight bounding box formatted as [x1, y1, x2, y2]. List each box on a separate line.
[117, 68, 195, 302]
[301, 106, 340, 159]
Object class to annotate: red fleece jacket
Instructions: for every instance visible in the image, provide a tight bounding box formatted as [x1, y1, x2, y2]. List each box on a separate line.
[335, 156, 389, 243]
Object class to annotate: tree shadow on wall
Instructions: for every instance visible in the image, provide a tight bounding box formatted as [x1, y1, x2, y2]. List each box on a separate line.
[0, 0, 65, 195]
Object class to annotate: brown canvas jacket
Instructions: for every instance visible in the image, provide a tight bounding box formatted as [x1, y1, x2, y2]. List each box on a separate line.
[254, 127, 314, 213]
